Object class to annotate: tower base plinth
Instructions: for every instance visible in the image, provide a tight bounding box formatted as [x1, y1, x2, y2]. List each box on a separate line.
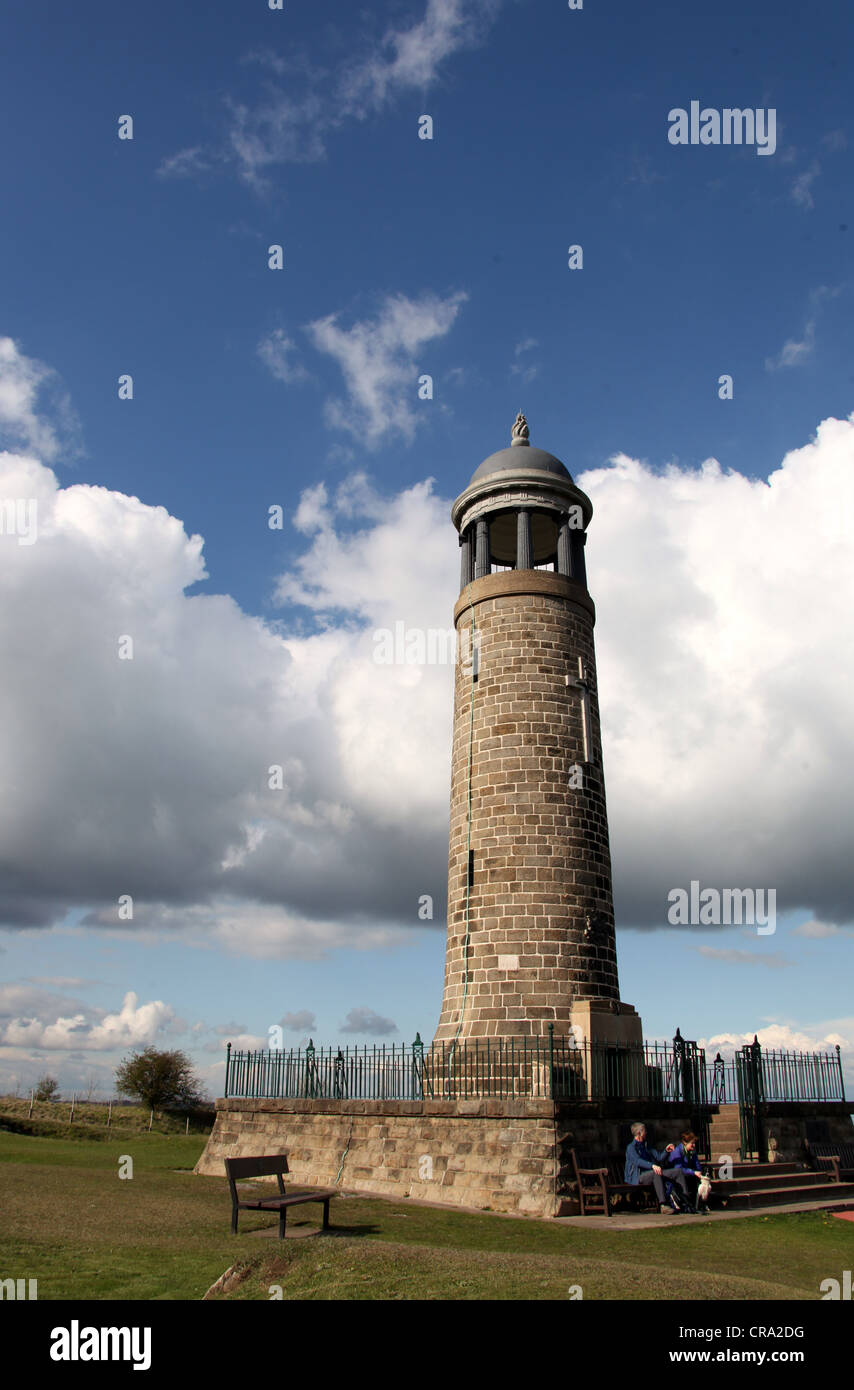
[569, 999, 644, 1049]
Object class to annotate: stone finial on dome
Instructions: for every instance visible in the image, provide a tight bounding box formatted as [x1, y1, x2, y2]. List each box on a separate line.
[510, 411, 530, 446]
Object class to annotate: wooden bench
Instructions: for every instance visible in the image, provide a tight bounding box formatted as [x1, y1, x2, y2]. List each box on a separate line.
[224, 1154, 337, 1239]
[570, 1149, 659, 1217]
[809, 1142, 854, 1183]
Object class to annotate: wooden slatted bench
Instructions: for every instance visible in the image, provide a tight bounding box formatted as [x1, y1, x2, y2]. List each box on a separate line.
[570, 1149, 659, 1217]
[224, 1154, 337, 1239]
[809, 1142, 854, 1184]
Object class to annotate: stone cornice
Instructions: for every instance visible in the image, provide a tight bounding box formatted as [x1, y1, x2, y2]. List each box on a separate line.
[452, 470, 593, 533]
[453, 570, 596, 624]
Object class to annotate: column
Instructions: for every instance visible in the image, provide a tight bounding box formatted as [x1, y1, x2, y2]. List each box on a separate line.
[459, 528, 472, 589]
[557, 513, 571, 576]
[474, 517, 490, 579]
[570, 531, 588, 587]
[516, 508, 532, 570]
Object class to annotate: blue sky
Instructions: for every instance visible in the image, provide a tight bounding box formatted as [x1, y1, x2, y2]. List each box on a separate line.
[1, 0, 852, 1097]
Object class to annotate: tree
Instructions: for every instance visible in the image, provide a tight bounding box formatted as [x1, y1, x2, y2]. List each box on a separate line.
[34, 1075, 60, 1102]
[114, 1047, 205, 1114]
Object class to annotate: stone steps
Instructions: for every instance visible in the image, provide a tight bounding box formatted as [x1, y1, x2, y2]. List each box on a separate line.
[721, 1180, 854, 1210]
[714, 1170, 830, 1195]
[719, 1162, 802, 1177]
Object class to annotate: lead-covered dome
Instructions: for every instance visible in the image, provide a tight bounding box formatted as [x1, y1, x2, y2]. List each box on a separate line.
[470, 444, 571, 485]
[468, 412, 572, 486]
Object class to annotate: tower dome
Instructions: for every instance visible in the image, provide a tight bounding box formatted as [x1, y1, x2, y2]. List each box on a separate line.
[469, 413, 573, 485]
[469, 446, 571, 484]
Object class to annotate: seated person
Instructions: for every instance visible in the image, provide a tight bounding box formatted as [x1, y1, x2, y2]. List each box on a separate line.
[668, 1130, 707, 1213]
[624, 1121, 691, 1213]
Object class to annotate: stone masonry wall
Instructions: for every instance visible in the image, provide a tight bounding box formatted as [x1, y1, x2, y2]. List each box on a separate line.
[762, 1106, 854, 1163]
[196, 1097, 559, 1218]
[195, 1097, 854, 1219]
[434, 570, 620, 1042]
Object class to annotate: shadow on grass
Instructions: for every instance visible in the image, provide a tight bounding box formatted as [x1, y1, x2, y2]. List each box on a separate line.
[243, 1222, 382, 1239]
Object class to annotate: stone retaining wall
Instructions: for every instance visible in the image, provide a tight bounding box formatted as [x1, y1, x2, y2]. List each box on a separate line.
[196, 1097, 559, 1218]
[196, 1097, 854, 1219]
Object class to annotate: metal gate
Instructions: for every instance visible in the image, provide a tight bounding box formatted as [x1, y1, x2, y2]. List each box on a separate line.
[673, 1029, 710, 1157]
[735, 1036, 765, 1159]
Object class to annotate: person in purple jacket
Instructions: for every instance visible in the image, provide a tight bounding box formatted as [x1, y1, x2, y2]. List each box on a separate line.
[668, 1130, 708, 1213]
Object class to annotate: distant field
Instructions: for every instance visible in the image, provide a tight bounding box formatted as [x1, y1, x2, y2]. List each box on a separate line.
[0, 1129, 851, 1301]
[0, 1096, 213, 1139]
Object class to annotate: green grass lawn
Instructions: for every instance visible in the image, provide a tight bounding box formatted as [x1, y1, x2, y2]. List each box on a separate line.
[1, 1129, 851, 1301]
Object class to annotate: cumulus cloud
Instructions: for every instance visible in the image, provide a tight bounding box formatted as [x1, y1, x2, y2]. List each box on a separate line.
[340, 1007, 398, 1036]
[586, 416, 854, 929]
[0, 989, 176, 1051]
[160, 0, 501, 190]
[305, 291, 467, 446]
[3, 334, 854, 957]
[702, 1022, 851, 1053]
[0, 382, 453, 949]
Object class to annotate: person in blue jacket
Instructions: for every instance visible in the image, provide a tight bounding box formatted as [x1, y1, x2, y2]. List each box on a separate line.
[625, 1122, 691, 1213]
[668, 1130, 707, 1213]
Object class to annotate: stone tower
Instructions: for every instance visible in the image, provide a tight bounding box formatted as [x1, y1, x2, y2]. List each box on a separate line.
[433, 414, 641, 1048]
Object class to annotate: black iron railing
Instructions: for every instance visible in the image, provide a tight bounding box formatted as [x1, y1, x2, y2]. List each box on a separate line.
[223, 1031, 845, 1105]
[706, 1043, 846, 1105]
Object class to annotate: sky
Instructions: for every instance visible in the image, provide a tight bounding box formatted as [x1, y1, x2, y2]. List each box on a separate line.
[1, 0, 853, 1099]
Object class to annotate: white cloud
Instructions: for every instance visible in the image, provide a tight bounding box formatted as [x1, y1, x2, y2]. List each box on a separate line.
[157, 146, 215, 179]
[0, 336, 82, 463]
[161, 0, 501, 190]
[306, 291, 467, 446]
[765, 318, 816, 370]
[0, 416, 450, 945]
[340, 0, 490, 111]
[0, 990, 176, 1051]
[3, 335, 854, 954]
[586, 415, 854, 928]
[764, 285, 846, 372]
[702, 1023, 851, 1053]
[257, 329, 311, 385]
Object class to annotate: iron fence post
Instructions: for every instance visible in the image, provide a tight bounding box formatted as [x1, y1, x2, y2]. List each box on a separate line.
[548, 1021, 554, 1100]
[750, 1034, 765, 1159]
[224, 1042, 231, 1098]
[412, 1031, 424, 1100]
